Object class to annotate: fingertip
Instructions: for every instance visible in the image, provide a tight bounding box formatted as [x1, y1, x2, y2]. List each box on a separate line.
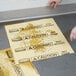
[50, 3, 55, 8]
[54, 4, 57, 8]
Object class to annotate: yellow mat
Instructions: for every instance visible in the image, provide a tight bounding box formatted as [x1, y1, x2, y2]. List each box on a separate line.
[5, 18, 74, 64]
[0, 48, 40, 76]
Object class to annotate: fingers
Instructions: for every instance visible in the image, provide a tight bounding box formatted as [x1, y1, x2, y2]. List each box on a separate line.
[70, 27, 76, 41]
[49, 1, 56, 8]
[70, 33, 76, 41]
[49, 1, 57, 8]
[49, 0, 60, 8]
[54, 2, 59, 8]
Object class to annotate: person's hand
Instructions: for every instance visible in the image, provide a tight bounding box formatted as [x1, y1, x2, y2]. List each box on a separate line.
[49, 0, 61, 8]
[70, 27, 76, 41]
